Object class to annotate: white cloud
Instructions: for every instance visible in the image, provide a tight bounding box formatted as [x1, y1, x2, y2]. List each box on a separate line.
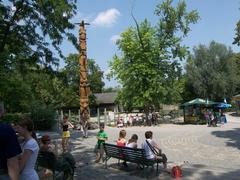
[110, 34, 121, 43]
[92, 8, 120, 27]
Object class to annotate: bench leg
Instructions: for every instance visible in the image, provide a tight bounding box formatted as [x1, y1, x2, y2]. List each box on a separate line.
[105, 157, 110, 169]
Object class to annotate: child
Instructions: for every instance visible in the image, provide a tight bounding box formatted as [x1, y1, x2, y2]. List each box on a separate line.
[40, 135, 57, 155]
[142, 131, 167, 169]
[117, 129, 127, 167]
[95, 123, 108, 163]
[126, 134, 138, 148]
[39, 135, 55, 177]
[116, 129, 126, 147]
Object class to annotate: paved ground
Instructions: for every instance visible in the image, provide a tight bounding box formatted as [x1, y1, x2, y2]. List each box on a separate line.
[40, 113, 240, 180]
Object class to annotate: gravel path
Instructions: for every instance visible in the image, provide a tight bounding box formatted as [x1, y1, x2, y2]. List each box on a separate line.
[40, 113, 240, 180]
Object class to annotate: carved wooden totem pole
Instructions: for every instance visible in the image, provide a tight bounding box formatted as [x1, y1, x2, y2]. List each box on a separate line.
[79, 21, 90, 137]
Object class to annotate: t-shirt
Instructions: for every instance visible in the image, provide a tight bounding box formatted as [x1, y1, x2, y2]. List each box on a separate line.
[96, 131, 108, 145]
[141, 139, 155, 159]
[0, 123, 22, 170]
[20, 138, 39, 180]
[126, 142, 137, 148]
[117, 138, 126, 147]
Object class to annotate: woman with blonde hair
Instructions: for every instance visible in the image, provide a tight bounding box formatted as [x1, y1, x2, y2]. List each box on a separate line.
[16, 118, 39, 180]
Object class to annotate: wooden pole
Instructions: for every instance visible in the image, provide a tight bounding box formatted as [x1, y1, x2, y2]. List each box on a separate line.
[97, 108, 100, 127]
[104, 108, 107, 126]
[79, 21, 90, 137]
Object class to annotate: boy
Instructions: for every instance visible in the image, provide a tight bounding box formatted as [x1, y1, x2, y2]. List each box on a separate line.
[142, 131, 167, 169]
[94, 123, 108, 163]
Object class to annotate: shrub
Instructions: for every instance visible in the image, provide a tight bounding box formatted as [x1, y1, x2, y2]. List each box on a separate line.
[30, 103, 56, 130]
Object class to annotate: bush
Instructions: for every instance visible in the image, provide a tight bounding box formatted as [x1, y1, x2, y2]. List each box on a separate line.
[30, 103, 56, 130]
[0, 113, 30, 124]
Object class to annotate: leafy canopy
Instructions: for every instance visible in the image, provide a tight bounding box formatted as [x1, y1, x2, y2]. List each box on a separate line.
[185, 41, 240, 101]
[108, 0, 199, 111]
[0, 0, 77, 71]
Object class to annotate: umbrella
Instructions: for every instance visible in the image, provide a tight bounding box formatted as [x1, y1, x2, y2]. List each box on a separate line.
[215, 103, 232, 109]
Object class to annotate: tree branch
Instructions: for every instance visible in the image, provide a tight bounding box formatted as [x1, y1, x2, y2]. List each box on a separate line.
[130, 1, 145, 52]
[0, 0, 24, 53]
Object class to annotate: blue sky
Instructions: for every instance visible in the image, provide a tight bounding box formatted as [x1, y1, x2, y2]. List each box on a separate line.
[60, 0, 240, 87]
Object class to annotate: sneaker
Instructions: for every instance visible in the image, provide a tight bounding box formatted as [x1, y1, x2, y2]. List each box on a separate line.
[95, 159, 100, 163]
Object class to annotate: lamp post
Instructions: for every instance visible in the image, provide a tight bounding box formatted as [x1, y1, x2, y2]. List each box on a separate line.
[79, 20, 90, 137]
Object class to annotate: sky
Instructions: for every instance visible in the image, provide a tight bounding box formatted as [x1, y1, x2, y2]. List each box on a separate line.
[60, 0, 240, 87]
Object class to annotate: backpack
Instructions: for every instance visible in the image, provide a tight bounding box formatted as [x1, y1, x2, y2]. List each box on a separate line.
[171, 165, 182, 178]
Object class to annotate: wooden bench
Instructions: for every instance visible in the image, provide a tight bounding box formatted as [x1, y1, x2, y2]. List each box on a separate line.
[36, 151, 75, 180]
[103, 143, 160, 172]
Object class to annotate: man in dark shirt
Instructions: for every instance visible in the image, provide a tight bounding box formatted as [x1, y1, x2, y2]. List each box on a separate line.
[0, 123, 22, 180]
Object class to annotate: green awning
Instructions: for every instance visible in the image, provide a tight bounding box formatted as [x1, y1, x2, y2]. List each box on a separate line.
[182, 98, 217, 106]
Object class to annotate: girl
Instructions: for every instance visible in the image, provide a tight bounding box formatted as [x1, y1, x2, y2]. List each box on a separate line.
[126, 134, 138, 148]
[62, 116, 74, 152]
[116, 129, 127, 167]
[16, 118, 39, 180]
[116, 129, 127, 147]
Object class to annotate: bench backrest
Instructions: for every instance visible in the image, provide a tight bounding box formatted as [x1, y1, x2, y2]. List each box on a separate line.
[104, 143, 154, 165]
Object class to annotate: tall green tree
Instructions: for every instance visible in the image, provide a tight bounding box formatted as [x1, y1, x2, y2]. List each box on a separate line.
[0, 0, 78, 110]
[108, 0, 199, 114]
[233, 19, 240, 46]
[185, 41, 239, 101]
[63, 53, 105, 106]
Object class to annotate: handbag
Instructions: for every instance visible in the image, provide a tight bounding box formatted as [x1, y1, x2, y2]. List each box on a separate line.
[171, 165, 183, 178]
[145, 140, 161, 156]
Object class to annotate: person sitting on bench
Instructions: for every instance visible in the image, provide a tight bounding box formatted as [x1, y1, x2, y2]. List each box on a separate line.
[142, 131, 167, 169]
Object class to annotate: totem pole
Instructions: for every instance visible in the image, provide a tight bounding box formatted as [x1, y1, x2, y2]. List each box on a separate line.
[79, 21, 90, 138]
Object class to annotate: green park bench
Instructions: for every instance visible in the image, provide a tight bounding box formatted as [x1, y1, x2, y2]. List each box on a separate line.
[103, 143, 161, 174]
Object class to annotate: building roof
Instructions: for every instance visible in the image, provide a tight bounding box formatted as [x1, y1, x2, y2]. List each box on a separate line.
[94, 92, 118, 104]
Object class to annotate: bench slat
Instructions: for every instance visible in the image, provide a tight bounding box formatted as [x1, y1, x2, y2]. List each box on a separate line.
[104, 143, 157, 166]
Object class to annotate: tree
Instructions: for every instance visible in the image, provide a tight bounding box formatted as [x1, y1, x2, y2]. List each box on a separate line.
[108, 0, 199, 116]
[185, 41, 240, 101]
[63, 53, 105, 106]
[0, 0, 78, 110]
[0, 0, 77, 68]
[233, 20, 240, 46]
[102, 86, 121, 93]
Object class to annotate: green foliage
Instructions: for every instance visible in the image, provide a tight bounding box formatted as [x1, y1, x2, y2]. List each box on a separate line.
[62, 54, 105, 106]
[0, 0, 77, 68]
[0, 0, 78, 112]
[233, 20, 240, 46]
[30, 102, 56, 130]
[108, 0, 199, 111]
[185, 41, 240, 101]
[102, 86, 121, 93]
[0, 113, 30, 124]
[0, 71, 34, 112]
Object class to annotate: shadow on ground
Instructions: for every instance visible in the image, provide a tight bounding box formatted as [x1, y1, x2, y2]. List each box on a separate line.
[230, 112, 240, 117]
[211, 128, 240, 150]
[70, 130, 97, 140]
[72, 144, 240, 180]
